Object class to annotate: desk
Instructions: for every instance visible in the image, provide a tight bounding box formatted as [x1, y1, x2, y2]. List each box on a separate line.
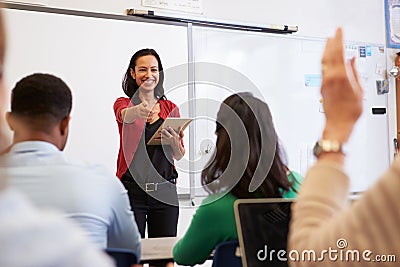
[141, 237, 179, 262]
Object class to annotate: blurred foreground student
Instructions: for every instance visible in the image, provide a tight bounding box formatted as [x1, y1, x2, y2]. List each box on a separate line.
[0, 8, 114, 267]
[2, 73, 141, 258]
[173, 92, 301, 266]
[289, 28, 400, 266]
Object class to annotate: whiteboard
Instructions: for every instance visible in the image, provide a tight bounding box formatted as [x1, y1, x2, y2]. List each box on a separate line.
[2, 6, 390, 196]
[3, 8, 191, 194]
[192, 26, 389, 194]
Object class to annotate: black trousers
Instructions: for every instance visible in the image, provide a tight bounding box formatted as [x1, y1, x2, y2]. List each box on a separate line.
[121, 175, 179, 238]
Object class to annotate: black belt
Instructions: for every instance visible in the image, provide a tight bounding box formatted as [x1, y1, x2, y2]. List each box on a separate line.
[122, 173, 176, 191]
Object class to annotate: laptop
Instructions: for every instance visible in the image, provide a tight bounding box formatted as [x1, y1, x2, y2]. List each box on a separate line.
[234, 198, 295, 267]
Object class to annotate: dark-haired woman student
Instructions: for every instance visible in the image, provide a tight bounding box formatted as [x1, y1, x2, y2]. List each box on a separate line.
[173, 93, 302, 266]
[113, 48, 184, 266]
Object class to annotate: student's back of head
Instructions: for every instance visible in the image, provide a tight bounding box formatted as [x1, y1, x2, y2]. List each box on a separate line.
[11, 73, 72, 124]
[7, 73, 72, 150]
[201, 92, 297, 198]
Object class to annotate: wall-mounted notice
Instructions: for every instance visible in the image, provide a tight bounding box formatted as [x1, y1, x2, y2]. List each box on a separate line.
[385, 0, 400, 48]
[142, 0, 203, 14]
[1, 0, 48, 6]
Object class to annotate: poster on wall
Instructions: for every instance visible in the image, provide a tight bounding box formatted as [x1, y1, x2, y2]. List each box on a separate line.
[385, 0, 400, 48]
[141, 0, 203, 14]
[1, 0, 48, 6]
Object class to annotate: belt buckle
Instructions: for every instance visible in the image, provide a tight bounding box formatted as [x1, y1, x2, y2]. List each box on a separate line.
[145, 182, 158, 192]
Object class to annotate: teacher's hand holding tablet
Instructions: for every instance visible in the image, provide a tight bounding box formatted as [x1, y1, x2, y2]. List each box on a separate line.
[161, 126, 184, 147]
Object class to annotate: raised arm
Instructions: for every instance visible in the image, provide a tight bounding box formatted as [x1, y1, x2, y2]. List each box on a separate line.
[288, 28, 400, 266]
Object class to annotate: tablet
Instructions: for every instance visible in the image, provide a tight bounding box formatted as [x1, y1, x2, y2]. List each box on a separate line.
[147, 118, 192, 145]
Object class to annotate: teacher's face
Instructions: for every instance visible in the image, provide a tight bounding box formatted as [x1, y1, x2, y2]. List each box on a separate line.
[130, 55, 160, 93]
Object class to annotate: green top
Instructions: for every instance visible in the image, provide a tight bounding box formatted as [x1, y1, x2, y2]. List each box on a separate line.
[173, 171, 302, 266]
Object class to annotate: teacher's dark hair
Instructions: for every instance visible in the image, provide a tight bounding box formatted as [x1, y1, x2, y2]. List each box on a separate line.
[201, 93, 296, 198]
[122, 48, 166, 103]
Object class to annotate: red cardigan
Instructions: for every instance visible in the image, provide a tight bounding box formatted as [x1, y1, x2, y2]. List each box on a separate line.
[113, 97, 181, 179]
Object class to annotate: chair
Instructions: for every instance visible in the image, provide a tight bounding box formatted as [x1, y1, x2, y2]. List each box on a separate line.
[104, 248, 139, 267]
[234, 198, 293, 267]
[212, 240, 242, 267]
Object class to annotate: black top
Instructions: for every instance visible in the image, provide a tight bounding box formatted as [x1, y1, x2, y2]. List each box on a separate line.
[125, 118, 178, 183]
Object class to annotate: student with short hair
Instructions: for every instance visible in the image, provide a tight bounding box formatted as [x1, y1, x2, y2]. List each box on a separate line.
[2, 73, 141, 258]
[0, 8, 114, 267]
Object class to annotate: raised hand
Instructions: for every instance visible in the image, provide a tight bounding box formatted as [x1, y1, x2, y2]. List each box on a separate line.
[321, 28, 363, 143]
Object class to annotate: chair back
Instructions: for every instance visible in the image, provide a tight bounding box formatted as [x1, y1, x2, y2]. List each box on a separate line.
[212, 240, 242, 267]
[105, 248, 138, 267]
[234, 198, 294, 267]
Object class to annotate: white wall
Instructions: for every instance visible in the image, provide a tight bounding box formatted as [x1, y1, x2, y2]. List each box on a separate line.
[24, 0, 385, 43]
[1, 3, 394, 266]
[202, 0, 385, 44]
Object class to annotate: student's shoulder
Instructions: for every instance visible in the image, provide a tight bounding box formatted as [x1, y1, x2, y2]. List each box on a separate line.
[65, 160, 120, 186]
[284, 170, 303, 198]
[288, 170, 303, 185]
[86, 164, 121, 184]
[0, 198, 113, 267]
[198, 193, 237, 215]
